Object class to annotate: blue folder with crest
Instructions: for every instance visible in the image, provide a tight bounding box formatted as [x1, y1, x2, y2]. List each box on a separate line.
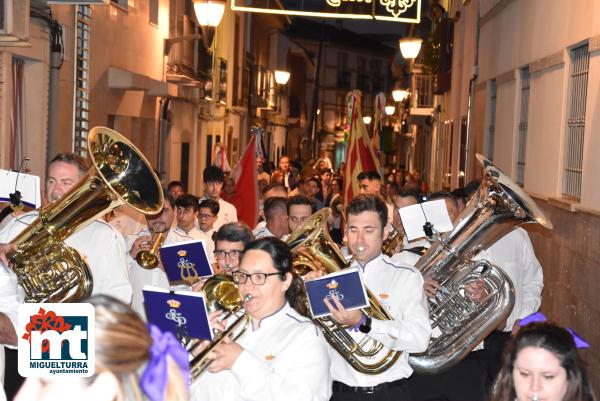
[304, 267, 369, 318]
[142, 286, 214, 341]
[159, 239, 214, 285]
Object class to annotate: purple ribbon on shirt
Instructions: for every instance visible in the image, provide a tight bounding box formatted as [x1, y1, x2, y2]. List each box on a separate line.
[140, 324, 190, 401]
[519, 312, 590, 349]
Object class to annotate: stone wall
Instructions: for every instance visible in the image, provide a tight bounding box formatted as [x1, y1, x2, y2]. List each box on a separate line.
[525, 198, 600, 394]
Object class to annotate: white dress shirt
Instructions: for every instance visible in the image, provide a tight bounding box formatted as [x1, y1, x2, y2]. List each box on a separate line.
[215, 198, 238, 230]
[474, 227, 543, 332]
[190, 302, 332, 401]
[126, 228, 193, 319]
[330, 253, 431, 386]
[253, 225, 275, 239]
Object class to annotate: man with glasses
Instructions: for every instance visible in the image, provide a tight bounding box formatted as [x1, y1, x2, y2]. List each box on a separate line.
[198, 198, 220, 240]
[212, 222, 254, 275]
[201, 166, 237, 230]
[190, 237, 331, 401]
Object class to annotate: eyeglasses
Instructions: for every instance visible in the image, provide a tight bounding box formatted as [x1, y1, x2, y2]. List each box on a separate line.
[232, 271, 281, 285]
[199, 213, 216, 220]
[214, 249, 243, 261]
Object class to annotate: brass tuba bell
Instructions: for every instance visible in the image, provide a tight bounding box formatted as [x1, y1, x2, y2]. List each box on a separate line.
[407, 154, 553, 374]
[287, 209, 402, 374]
[7, 127, 164, 303]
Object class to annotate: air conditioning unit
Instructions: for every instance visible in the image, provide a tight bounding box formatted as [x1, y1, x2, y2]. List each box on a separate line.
[0, 0, 30, 44]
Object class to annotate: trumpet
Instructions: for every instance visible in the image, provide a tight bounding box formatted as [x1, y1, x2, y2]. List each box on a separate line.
[136, 222, 167, 269]
[189, 293, 252, 379]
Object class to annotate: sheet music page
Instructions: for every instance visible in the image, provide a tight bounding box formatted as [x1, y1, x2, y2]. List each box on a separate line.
[399, 199, 453, 241]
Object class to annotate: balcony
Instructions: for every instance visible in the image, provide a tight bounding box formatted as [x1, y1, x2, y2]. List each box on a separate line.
[237, 63, 278, 111]
[410, 73, 434, 116]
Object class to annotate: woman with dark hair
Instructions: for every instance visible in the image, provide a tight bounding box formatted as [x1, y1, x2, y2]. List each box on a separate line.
[190, 237, 331, 401]
[491, 322, 595, 401]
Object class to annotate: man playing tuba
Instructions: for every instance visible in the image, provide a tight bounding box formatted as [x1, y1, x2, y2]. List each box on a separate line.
[324, 194, 431, 401]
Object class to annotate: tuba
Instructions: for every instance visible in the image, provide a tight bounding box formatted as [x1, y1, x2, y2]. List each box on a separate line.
[408, 154, 553, 374]
[8, 127, 164, 303]
[287, 209, 401, 374]
[188, 274, 250, 379]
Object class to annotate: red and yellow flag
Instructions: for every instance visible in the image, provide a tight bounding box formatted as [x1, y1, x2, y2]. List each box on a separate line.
[343, 90, 382, 207]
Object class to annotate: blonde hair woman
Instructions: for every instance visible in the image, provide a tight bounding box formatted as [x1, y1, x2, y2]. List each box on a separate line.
[16, 295, 189, 401]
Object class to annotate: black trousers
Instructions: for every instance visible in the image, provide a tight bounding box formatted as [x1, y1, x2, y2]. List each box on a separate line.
[331, 379, 412, 401]
[479, 330, 512, 390]
[407, 351, 486, 401]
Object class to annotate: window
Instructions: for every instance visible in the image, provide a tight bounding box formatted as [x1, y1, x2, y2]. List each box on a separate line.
[149, 0, 158, 25]
[563, 44, 589, 199]
[110, 0, 128, 11]
[73, 5, 91, 157]
[337, 52, 351, 88]
[516, 67, 530, 186]
[485, 80, 497, 161]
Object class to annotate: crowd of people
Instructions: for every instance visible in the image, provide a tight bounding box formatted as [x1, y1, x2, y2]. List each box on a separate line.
[0, 151, 595, 401]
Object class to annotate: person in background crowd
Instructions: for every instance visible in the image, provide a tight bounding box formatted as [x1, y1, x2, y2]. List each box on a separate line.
[326, 177, 343, 208]
[212, 222, 254, 275]
[305, 177, 325, 210]
[271, 171, 285, 185]
[385, 182, 399, 205]
[287, 195, 316, 234]
[273, 155, 297, 191]
[320, 168, 333, 204]
[198, 198, 220, 240]
[256, 155, 271, 183]
[491, 322, 596, 401]
[253, 197, 289, 240]
[220, 177, 236, 203]
[451, 187, 468, 214]
[201, 166, 237, 230]
[127, 190, 193, 319]
[15, 295, 189, 401]
[167, 181, 185, 200]
[394, 170, 405, 188]
[357, 171, 394, 232]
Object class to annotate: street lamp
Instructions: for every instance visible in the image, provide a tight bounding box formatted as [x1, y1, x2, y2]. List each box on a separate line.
[274, 70, 291, 85]
[193, 0, 226, 27]
[399, 37, 422, 60]
[392, 89, 409, 102]
[363, 116, 372, 125]
[385, 105, 396, 115]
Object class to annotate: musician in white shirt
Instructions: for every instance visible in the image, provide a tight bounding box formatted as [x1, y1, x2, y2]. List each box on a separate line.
[126, 190, 192, 319]
[324, 194, 431, 401]
[0, 153, 132, 394]
[190, 237, 331, 401]
[174, 194, 214, 262]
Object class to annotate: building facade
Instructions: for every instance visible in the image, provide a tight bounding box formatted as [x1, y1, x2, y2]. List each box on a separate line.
[432, 0, 600, 392]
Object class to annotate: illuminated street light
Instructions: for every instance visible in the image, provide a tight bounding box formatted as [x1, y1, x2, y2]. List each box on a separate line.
[399, 37, 422, 60]
[274, 70, 291, 85]
[193, 0, 226, 27]
[385, 105, 396, 115]
[363, 116, 372, 125]
[392, 89, 409, 102]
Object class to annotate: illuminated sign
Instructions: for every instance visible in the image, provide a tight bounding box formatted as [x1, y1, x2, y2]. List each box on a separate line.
[231, 0, 421, 23]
